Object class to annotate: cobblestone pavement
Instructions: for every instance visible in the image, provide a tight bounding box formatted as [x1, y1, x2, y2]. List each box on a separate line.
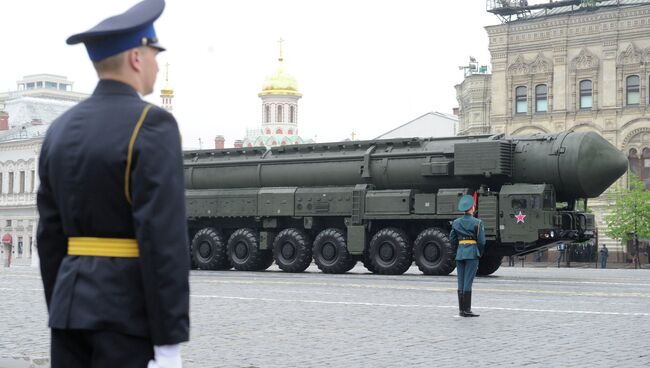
[1, 262, 649, 368]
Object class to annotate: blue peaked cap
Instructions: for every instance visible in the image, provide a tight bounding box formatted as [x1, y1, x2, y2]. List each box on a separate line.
[66, 0, 166, 62]
[458, 195, 475, 212]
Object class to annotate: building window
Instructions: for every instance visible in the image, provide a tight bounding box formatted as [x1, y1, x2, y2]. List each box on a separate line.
[579, 80, 592, 109]
[515, 86, 527, 114]
[265, 105, 270, 123]
[288, 129, 293, 135]
[289, 106, 295, 123]
[265, 128, 271, 134]
[31, 170, 35, 192]
[535, 84, 547, 112]
[276, 105, 283, 122]
[0, 173, 3, 194]
[626, 75, 640, 105]
[8, 172, 14, 194]
[19, 171, 25, 193]
[6, 220, 11, 227]
[276, 128, 283, 134]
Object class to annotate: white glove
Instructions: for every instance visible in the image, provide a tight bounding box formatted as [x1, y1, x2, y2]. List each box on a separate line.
[147, 344, 182, 368]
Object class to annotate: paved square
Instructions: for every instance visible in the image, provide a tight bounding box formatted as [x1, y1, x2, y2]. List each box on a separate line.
[1, 263, 649, 367]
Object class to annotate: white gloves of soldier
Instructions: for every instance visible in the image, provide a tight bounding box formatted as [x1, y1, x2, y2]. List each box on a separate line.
[147, 344, 182, 368]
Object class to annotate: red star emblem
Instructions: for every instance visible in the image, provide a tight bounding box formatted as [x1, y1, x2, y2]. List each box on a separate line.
[515, 210, 526, 224]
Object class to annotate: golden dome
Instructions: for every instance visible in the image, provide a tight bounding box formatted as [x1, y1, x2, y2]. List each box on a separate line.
[259, 61, 302, 97]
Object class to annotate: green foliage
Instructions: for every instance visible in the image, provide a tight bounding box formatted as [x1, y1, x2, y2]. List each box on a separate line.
[605, 174, 650, 242]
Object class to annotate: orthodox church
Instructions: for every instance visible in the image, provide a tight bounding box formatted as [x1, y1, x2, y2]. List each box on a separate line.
[231, 41, 313, 149]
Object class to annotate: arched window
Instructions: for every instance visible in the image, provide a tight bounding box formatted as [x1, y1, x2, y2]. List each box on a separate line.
[515, 86, 527, 114]
[265, 128, 271, 134]
[289, 106, 295, 123]
[579, 80, 592, 109]
[276, 105, 283, 122]
[643, 148, 650, 189]
[276, 128, 283, 134]
[270, 140, 277, 146]
[626, 75, 640, 105]
[288, 129, 293, 135]
[281, 140, 287, 145]
[264, 105, 270, 123]
[535, 84, 547, 112]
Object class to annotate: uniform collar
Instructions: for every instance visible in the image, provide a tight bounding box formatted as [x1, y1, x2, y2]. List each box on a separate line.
[92, 79, 140, 97]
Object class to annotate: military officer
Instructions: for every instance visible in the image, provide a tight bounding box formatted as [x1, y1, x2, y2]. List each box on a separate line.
[449, 194, 486, 317]
[36, 1, 189, 367]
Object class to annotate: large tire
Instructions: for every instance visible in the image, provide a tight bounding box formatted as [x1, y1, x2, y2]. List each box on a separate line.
[478, 254, 503, 276]
[368, 227, 412, 275]
[273, 228, 312, 273]
[191, 228, 230, 270]
[227, 228, 273, 271]
[313, 228, 356, 274]
[413, 228, 456, 275]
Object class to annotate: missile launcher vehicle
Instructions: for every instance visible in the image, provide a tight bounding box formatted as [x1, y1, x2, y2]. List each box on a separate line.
[184, 130, 627, 275]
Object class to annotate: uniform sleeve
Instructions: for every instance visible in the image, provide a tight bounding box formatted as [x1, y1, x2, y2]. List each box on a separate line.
[36, 138, 68, 310]
[477, 220, 486, 254]
[130, 107, 190, 345]
[448, 221, 458, 247]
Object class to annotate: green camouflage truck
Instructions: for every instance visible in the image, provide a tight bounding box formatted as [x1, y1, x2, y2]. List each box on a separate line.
[183, 130, 627, 276]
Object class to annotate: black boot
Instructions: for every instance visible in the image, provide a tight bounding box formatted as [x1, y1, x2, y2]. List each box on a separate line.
[457, 290, 464, 316]
[462, 291, 479, 317]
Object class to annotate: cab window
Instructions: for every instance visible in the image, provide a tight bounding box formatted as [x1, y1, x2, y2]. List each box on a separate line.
[511, 197, 527, 209]
[543, 191, 555, 209]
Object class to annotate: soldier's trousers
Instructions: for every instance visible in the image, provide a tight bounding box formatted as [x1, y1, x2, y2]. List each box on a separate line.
[51, 328, 153, 368]
[456, 259, 479, 292]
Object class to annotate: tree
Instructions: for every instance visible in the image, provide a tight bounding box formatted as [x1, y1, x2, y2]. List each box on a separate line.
[605, 174, 650, 253]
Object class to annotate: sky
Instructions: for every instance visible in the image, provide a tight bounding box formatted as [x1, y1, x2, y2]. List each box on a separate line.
[2, 0, 503, 149]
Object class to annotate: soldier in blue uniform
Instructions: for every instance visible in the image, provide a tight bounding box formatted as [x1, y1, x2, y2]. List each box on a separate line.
[449, 195, 486, 317]
[36, 1, 189, 367]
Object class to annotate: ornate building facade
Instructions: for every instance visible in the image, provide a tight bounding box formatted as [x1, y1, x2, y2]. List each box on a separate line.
[0, 74, 89, 263]
[456, 2, 650, 259]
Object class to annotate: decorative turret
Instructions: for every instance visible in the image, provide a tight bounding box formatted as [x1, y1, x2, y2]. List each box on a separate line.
[160, 63, 174, 111]
[242, 39, 312, 148]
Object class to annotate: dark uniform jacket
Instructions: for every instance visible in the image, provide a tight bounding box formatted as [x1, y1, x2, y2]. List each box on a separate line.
[37, 80, 190, 345]
[449, 214, 486, 261]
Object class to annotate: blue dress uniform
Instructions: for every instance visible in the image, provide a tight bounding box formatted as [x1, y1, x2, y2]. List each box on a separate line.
[449, 195, 485, 317]
[36, 1, 189, 367]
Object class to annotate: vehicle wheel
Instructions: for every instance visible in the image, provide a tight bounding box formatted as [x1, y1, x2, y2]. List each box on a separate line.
[413, 228, 456, 275]
[368, 227, 412, 275]
[273, 228, 312, 273]
[313, 228, 356, 274]
[478, 254, 503, 276]
[227, 228, 273, 271]
[191, 228, 230, 270]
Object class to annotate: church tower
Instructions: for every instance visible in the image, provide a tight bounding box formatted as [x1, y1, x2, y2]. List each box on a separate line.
[242, 39, 311, 147]
[160, 63, 174, 112]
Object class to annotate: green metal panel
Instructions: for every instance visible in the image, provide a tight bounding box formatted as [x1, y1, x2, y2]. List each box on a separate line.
[414, 193, 437, 214]
[294, 187, 354, 216]
[365, 190, 412, 215]
[498, 184, 546, 243]
[259, 231, 274, 250]
[258, 187, 296, 217]
[347, 225, 366, 255]
[186, 188, 258, 217]
[477, 194, 498, 238]
[436, 188, 470, 215]
[454, 141, 513, 177]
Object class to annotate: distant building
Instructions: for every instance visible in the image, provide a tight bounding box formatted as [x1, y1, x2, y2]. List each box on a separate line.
[456, 0, 650, 259]
[0, 74, 89, 263]
[375, 112, 458, 139]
